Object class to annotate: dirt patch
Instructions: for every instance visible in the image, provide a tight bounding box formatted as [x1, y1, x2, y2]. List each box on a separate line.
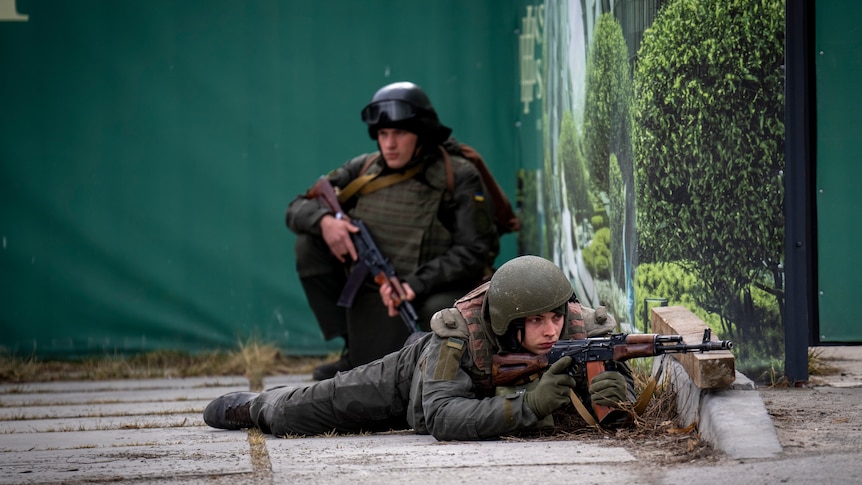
[503, 346, 862, 465]
[757, 347, 862, 458]
[759, 385, 862, 456]
[500, 379, 729, 465]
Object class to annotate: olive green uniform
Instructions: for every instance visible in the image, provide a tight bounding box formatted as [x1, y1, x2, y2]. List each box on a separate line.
[286, 145, 499, 366]
[248, 301, 616, 440]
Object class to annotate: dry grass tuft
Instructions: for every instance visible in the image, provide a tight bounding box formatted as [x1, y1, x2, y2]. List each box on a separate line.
[766, 348, 841, 388]
[507, 368, 719, 464]
[0, 341, 331, 385]
[247, 427, 273, 477]
[808, 348, 840, 376]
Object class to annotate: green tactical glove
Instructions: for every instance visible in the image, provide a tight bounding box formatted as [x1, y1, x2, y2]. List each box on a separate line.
[496, 382, 555, 430]
[523, 356, 576, 418]
[589, 371, 630, 408]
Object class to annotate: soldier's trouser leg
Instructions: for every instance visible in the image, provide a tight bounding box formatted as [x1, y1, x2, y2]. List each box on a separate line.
[346, 286, 470, 367]
[295, 234, 348, 341]
[346, 289, 406, 367]
[249, 343, 422, 436]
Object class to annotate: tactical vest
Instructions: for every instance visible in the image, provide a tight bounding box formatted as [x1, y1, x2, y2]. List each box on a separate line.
[454, 281, 587, 378]
[350, 157, 453, 277]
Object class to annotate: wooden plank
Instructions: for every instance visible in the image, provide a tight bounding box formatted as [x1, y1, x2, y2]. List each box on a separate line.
[651, 306, 735, 389]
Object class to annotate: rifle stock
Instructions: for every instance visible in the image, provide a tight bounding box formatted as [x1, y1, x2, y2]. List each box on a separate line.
[307, 176, 421, 333]
[491, 330, 733, 426]
[307, 175, 344, 220]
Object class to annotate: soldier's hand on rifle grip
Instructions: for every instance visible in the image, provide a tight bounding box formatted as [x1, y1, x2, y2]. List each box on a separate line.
[523, 356, 577, 419]
[380, 281, 415, 317]
[319, 214, 359, 263]
[589, 371, 631, 408]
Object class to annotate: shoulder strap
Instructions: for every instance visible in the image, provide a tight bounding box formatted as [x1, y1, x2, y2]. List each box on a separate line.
[338, 173, 377, 203]
[439, 143, 520, 234]
[360, 153, 379, 174]
[336, 153, 424, 203]
[438, 146, 456, 192]
[357, 163, 424, 195]
[337, 153, 381, 203]
[459, 144, 520, 233]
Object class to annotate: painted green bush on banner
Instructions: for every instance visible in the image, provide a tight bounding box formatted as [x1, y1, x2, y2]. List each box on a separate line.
[633, 0, 785, 373]
[517, 0, 785, 379]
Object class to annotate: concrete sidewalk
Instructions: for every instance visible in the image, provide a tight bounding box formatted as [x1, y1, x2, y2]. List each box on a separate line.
[1, 348, 860, 484]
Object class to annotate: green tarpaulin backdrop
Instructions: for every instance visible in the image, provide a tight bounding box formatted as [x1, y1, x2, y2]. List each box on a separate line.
[0, 1, 519, 357]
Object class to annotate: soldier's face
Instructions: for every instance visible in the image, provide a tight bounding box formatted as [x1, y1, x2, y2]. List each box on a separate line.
[519, 311, 565, 355]
[377, 128, 418, 169]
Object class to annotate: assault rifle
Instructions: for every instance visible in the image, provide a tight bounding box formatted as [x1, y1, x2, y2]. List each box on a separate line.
[491, 330, 733, 425]
[307, 176, 421, 334]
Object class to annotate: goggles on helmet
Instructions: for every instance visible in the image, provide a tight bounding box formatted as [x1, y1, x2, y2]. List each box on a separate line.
[361, 99, 419, 125]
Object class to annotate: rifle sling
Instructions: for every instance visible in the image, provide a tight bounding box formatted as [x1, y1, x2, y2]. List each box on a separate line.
[337, 172, 377, 203]
[337, 161, 425, 203]
[567, 376, 657, 428]
[337, 261, 370, 308]
[569, 389, 599, 427]
[634, 376, 657, 416]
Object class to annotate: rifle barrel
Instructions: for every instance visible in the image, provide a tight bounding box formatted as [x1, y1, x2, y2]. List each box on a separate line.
[659, 340, 733, 353]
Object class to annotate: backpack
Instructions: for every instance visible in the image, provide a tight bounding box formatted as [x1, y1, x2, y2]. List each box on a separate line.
[342, 140, 520, 235]
[442, 142, 520, 235]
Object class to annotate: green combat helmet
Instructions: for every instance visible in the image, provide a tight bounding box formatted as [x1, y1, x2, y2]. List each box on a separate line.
[486, 255, 574, 350]
[487, 255, 575, 430]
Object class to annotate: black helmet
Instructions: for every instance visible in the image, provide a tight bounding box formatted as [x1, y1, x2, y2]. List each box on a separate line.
[486, 256, 574, 339]
[360, 82, 452, 144]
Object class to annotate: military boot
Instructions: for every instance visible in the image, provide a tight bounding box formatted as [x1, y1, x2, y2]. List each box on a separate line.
[203, 391, 258, 430]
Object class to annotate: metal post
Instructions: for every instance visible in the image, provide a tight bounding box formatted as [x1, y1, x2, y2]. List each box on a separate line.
[783, 0, 814, 383]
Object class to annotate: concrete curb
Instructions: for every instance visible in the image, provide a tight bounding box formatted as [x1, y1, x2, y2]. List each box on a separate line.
[657, 355, 783, 459]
